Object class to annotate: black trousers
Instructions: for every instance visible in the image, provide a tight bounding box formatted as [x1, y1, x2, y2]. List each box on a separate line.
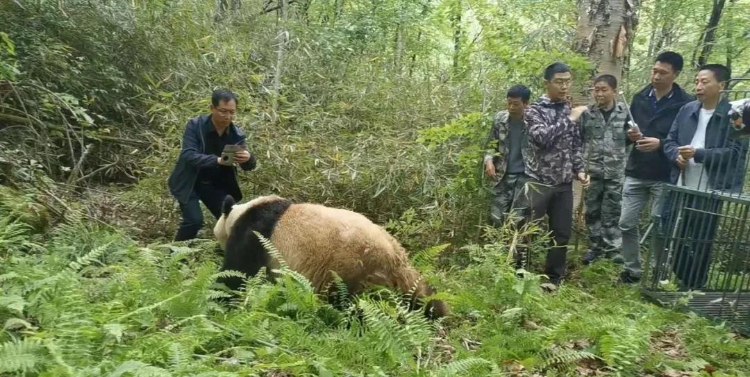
[662, 194, 721, 290]
[514, 180, 573, 284]
[174, 181, 229, 241]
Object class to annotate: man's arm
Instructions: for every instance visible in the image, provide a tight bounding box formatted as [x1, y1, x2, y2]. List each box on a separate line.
[525, 106, 569, 149]
[662, 110, 682, 166]
[180, 120, 219, 168]
[234, 134, 257, 171]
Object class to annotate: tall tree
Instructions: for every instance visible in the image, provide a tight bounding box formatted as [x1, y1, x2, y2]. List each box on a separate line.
[272, 0, 289, 121]
[574, 0, 640, 82]
[451, 0, 463, 75]
[691, 0, 730, 69]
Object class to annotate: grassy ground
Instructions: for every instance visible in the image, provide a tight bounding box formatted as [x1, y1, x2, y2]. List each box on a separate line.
[0, 187, 749, 377]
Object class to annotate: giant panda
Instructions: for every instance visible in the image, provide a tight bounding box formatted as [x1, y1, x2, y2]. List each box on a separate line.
[213, 194, 449, 319]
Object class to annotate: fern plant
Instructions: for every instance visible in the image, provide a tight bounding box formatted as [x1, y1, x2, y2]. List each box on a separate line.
[434, 357, 495, 377]
[0, 338, 47, 374]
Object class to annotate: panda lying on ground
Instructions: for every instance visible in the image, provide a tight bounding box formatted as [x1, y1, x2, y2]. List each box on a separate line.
[213, 194, 449, 319]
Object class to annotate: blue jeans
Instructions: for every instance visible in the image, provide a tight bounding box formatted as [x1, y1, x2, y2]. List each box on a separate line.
[174, 181, 230, 241]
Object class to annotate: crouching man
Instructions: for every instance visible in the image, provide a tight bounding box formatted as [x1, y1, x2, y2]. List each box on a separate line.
[168, 89, 257, 241]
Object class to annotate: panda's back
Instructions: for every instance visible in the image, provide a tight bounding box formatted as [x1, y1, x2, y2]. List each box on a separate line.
[271, 202, 410, 292]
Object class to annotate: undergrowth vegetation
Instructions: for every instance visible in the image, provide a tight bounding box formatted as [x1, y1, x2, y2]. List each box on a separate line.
[2, 0, 750, 376]
[1, 188, 748, 377]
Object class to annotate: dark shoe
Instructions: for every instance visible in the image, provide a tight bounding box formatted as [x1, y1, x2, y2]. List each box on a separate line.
[582, 250, 600, 265]
[619, 270, 640, 284]
[610, 253, 625, 264]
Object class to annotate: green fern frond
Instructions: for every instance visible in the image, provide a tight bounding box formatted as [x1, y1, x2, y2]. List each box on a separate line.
[435, 357, 494, 376]
[168, 342, 188, 371]
[410, 243, 450, 271]
[277, 268, 314, 293]
[357, 297, 432, 363]
[0, 294, 28, 313]
[599, 327, 649, 370]
[254, 231, 288, 269]
[327, 271, 350, 307]
[0, 338, 46, 374]
[212, 269, 246, 280]
[68, 241, 112, 272]
[0, 271, 21, 283]
[538, 348, 599, 370]
[109, 360, 171, 377]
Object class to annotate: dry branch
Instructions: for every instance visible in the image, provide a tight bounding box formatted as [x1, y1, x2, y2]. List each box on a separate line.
[0, 113, 151, 147]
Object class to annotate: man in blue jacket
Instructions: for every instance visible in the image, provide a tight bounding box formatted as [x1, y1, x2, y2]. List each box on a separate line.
[618, 52, 694, 284]
[168, 89, 257, 241]
[662, 64, 747, 289]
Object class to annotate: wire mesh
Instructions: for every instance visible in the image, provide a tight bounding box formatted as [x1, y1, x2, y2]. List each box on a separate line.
[641, 77, 750, 335]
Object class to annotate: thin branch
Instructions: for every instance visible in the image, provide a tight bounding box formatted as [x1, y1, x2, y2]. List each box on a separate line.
[261, 0, 296, 14]
[0, 114, 150, 146]
[76, 159, 118, 183]
[67, 144, 93, 187]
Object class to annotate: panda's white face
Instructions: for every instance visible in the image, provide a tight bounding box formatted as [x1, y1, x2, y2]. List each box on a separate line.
[213, 195, 286, 249]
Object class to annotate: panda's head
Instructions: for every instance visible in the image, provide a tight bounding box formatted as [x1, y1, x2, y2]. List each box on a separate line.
[213, 194, 288, 249]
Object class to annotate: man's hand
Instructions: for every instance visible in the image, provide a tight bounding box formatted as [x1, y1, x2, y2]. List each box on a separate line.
[569, 106, 588, 122]
[677, 145, 695, 160]
[635, 137, 660, 152]
[676, 155, 687, 169]
[576, 172, 590, 189]
[484, 160, 497, 179]
[235, 150, 251, 164]
[626, 127, 642, 142]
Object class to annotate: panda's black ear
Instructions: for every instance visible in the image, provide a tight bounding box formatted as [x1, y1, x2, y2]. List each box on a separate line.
[222, 195, 236, 217]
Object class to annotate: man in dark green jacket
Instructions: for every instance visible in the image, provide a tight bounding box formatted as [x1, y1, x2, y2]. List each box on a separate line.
[167, 89, 256, 241]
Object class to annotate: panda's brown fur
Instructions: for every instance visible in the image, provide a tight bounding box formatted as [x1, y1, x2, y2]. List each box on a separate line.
[214, 194, 449, 319]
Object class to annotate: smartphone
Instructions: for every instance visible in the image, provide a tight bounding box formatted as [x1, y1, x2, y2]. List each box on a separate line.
[220, 144, 245, 166]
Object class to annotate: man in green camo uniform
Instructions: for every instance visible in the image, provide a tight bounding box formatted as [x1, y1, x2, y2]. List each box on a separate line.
[580, 75, 631, 264]
[484, 85, 532, 226]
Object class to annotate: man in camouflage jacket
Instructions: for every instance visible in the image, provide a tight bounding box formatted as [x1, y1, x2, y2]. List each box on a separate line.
[514, 62, 590, 286]
[579, 75, 630, 264]
[484, 85, 531, 226]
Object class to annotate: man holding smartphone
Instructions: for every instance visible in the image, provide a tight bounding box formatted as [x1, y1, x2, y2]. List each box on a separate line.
[618, 52, 693, 283]
[168, 89, 256, 241]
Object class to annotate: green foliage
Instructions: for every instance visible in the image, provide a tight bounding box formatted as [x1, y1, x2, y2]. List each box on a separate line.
[0, 339, 46, 374]
[0, 188, 749, 376]
[0, 31, 18, 80]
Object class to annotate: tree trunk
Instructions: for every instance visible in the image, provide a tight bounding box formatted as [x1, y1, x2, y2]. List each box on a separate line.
[574, 0, 640, 83]
[271, 0, 288, 121]
[692, 0, 727, 69]
[394, 23, 404, 76]
[408, 3, 430, 78]
[451, 1, 462, 75]
[214, 0, 241, 22]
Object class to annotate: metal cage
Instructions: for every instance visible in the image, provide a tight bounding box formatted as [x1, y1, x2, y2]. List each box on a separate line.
[640, 78, 750, 335]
